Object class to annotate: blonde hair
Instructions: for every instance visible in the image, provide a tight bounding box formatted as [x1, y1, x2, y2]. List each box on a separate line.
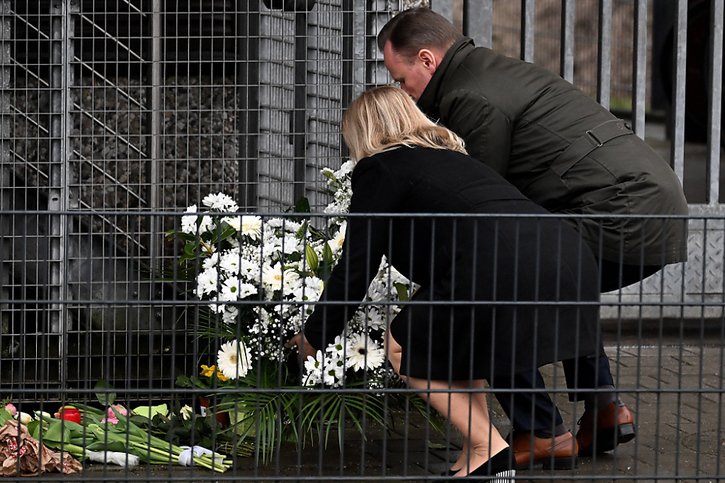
[342, 86, 466, 161]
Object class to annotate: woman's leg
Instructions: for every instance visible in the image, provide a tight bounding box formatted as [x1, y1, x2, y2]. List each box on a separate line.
[385, 329, 508, 476]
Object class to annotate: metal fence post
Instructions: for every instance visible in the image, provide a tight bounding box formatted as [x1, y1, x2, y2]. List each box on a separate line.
[48, 0, 73, 386]
[671, 0, 687, 182]
[560, 0, 575, 82]
[237, 0, 261, 210]
[147, 0, 162, 271]
[463, 0, 492, 49]
[707, 0, 723, 204]
[521, 0, 535, 63]
[597, 0, 612, 108]
[632, 0, 648, 138]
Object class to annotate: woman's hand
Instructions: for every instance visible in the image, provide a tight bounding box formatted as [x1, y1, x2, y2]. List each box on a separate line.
[286, 332, 317, 366]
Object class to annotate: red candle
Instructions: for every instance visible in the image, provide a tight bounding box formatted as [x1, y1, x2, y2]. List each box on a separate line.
[56, 406, 81, 424]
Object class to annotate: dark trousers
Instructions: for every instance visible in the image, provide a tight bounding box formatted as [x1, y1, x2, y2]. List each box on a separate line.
[492, 261, 661, 436]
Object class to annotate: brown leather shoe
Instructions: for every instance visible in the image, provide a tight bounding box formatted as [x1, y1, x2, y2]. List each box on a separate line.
[576, 400, 636, 455]
[512, 431, 578, 470]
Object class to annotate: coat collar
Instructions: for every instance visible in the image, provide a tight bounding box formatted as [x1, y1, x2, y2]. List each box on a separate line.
[417, 37, 475, 119]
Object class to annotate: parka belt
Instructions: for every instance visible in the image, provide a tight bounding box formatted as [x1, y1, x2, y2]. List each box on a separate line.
[551, 119, 634, 176]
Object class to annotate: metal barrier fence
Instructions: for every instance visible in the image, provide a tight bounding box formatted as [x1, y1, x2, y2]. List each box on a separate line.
[1, 0, 724, 481]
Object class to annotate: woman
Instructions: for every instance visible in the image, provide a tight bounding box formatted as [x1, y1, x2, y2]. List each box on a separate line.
[288, 86, 601, 481]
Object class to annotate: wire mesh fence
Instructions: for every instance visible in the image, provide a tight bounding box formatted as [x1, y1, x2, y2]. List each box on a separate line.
[1, 0, 724, 481]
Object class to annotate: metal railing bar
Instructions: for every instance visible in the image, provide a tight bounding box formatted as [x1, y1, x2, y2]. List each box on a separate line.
[11, 10, 50, 41]
[632, 0, 647, 138]
[708, 0, 723, 204]
[11, 59, 50, 87]
[75, 59, 145, 110]
[560, 0, 575, 82]
[71, 196, 146, 251]
[10, 103, 49, 135]
[70, 148, 147, 205]
[8, 149, 49, 182]
[597, 0, 612, 108]
[671, 0, 688, 182]
[77, 13, 145, 63]
[520, 0, 535, 63]
[72, 103, 146, 158]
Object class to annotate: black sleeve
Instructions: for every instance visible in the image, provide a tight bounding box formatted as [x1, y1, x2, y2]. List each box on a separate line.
[303, 156, 400, 350]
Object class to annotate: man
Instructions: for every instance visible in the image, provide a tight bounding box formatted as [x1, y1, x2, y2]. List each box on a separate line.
[377, 7, 688, 470]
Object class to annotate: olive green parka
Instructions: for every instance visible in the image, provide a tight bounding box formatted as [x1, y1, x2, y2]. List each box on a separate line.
[417, 38, 688, 266]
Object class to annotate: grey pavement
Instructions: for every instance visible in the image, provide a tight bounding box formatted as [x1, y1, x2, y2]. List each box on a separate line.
[78, 337, 723, 483]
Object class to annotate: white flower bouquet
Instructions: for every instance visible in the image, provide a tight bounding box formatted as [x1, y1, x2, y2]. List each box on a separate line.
[171, 162, 435, 461]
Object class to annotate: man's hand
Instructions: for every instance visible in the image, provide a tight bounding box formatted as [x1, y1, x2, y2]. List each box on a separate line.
[285, 332, 317, 366]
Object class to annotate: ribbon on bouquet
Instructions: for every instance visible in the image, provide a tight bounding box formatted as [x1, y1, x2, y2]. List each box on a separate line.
[178, 445, 218, 466]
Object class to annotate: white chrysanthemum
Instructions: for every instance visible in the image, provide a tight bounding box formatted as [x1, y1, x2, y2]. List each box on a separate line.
[198, 215, 214, 235]
[202, 252, 220, 271]
[338, 159, 355, 175]
[219, 277, 258, 302]
[346, 333, 385, 372]
[181, 205, 200, 234]
[218, 250, 241, 274]
[323, 355, 346, 386]
[290, 275, 323, 301]
[202, 192, 238, 212]
[303, 351, 325, 386]
[238, 258, 262, 283]
[222, 215, 241, 231]
[217, 339, 252, 379]
[303, 351, 344, 387]
[197, 267, 219, 296]
[325, 335, 346, 357]
[240, 216, 262, 240]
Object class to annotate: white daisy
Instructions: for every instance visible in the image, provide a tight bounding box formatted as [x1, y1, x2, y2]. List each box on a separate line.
[217, 339, 252, 379]
[219, 277, 258, 302]
[261, 262, 285, 292]
[346, 333, 385, 372]
[323, 355, 346, 386]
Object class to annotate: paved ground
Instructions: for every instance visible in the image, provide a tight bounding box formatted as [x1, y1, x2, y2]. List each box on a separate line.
[70, 334, 723, 483]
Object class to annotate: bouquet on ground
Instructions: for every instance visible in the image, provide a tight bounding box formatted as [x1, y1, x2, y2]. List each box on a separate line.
[172, 161, 435, 459]
[1, 385, 234, 473]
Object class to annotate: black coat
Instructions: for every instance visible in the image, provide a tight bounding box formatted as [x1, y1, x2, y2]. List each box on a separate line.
[417, 38, 688, 266]
[304, 146, 600, 381]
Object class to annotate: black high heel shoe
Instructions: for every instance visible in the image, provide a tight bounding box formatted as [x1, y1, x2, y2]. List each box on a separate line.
[435, 448, 516, 481]
[463, 447, 516, 481]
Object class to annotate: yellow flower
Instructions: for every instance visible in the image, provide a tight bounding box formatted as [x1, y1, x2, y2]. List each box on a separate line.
[200, 364, 230, 382]
[200, 364, 216, 377]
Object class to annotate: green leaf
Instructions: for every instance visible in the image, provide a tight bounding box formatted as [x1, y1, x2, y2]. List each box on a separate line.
[131, 404, 169, 420]
[43, 420, 72, 443]
[394, 282, 410, 301]
[0, 408, 11, 426]
[94, 379, 116, 406]
[294, 197, 311, 213]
